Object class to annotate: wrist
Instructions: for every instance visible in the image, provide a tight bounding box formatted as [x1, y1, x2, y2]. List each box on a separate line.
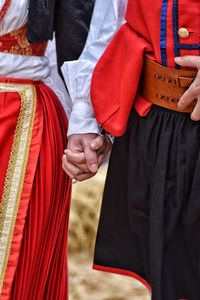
[99, 125, 115, 144]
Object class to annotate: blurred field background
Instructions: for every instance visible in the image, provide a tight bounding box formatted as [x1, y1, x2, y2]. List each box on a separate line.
[68, 165, 150, 300]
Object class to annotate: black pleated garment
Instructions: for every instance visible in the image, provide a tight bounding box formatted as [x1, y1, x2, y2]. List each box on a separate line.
[94, 106, 200, 300]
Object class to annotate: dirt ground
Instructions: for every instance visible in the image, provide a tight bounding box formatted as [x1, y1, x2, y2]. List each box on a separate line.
[68, 166, 150, 300]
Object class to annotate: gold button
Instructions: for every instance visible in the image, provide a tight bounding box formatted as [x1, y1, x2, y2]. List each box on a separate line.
[178, 28, 189, 39]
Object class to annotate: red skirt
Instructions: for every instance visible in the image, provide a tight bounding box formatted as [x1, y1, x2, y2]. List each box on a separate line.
[0, 78, 71, 299]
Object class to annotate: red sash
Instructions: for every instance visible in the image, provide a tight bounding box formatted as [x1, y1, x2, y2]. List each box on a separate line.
[0, 25, 47, 56]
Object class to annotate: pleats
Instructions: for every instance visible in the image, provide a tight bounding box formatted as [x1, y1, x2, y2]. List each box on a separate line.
[95, 105, 200, 300]
[11, 83, 71, 300]
[129, 106, 200, 299]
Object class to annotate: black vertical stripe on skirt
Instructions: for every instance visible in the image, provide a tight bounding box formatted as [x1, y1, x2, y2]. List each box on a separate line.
[94, 105, 200, 300]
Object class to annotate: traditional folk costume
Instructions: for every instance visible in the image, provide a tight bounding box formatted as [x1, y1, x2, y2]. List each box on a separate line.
[0, 0, 94, 299]
[64, 0, 200, 299]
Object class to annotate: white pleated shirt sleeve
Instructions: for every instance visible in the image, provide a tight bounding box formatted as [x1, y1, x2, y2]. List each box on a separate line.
[44, 38, 72, 118]
[61, 0, 127, 136]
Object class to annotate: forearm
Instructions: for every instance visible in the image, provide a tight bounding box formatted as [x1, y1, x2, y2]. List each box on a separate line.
[61, 0, 127, 136]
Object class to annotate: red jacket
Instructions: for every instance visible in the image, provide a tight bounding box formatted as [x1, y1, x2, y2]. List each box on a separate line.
[91, 0, 200, 136]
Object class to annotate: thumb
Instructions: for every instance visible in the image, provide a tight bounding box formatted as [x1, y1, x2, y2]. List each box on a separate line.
[84, 145, 98, 173]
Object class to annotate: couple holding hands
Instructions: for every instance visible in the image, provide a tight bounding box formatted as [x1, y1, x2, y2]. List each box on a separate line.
[1, 0, 200, 299]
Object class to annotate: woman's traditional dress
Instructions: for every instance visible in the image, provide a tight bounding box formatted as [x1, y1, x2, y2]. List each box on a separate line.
[0, 1, 71, 299]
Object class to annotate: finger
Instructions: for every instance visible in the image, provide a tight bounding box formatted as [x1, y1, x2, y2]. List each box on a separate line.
[72, 163, 90, 173]
[175, 56, 200, 68]
[62, 155, 73, 178]
[84, 146, 98, 173]
[97, 142, 112, 165]
[63, 161, 90, 173]
[75, 172, 96, 182]
[97, 153, 105, 166]
[64, 149, 86, 165]
[178, 84, 197, 111]
[96, 137, 112, 157]
[62, 162, 84, 179]
[191, 98, 200, 121]
[90, 136, 105, 151]
[62, 155, 84, 179]
[62, 161, 74, 179]
[64, 150, 90, 172]
[62, 161, 83, 179]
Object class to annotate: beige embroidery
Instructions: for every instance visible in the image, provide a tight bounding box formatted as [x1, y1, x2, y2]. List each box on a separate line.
[6, 26, 33, 55]
[0, 25, 48, 56]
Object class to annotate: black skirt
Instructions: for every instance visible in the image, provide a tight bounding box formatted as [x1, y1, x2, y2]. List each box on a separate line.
[94, 106, 200, 300]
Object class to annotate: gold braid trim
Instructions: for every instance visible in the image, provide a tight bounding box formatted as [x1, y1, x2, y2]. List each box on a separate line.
[0, 84, 36, 293]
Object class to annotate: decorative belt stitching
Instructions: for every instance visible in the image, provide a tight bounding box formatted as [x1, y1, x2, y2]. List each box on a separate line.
[0, 83, 36, 293]
[140, 57, 197, 113]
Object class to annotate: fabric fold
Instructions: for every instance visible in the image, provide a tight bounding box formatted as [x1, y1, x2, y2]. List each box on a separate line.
[0, 80, 71, 300]
[91, 23, 151, 136]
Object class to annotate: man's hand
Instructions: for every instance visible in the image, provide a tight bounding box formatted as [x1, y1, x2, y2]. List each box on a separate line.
[62, 133, 112, 181]
[175, 56, 200, 121]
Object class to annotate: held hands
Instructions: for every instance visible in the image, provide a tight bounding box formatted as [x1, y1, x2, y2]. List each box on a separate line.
[62, 133, 112, 182]
[175, 56, 200, 120]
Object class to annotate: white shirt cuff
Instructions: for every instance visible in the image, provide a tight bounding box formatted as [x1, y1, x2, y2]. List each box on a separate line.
[67, 101, 100, 136]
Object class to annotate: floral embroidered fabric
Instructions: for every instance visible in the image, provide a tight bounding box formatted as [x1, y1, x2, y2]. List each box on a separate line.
[0, 25, 47, 56]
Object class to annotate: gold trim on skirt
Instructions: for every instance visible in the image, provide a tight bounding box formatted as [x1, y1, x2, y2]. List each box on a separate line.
[0, 83, 36, 292]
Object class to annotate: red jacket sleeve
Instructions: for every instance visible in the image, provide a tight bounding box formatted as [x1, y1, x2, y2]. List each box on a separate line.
[91, 23, 150, 136]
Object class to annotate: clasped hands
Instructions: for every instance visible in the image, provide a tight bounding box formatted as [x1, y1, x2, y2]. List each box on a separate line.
[62, 56, 200, 181]
[62, 133, 112, 181]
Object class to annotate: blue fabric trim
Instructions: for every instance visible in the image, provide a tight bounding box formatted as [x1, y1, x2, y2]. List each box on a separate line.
[160, 0, 168, 66]
[172, 1, 200, 57]
[178, 44, 200, 50]
[172, 0, 180, 68]
[172, 0, 179, 56]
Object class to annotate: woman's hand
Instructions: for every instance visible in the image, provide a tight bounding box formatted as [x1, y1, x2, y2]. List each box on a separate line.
[175, 56, 200, 121]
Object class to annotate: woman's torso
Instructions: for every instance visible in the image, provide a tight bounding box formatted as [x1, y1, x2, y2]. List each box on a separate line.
[0, 0, 50, 80]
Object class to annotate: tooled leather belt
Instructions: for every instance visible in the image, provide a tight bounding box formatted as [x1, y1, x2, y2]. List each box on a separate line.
[140, 57, 197, 113]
